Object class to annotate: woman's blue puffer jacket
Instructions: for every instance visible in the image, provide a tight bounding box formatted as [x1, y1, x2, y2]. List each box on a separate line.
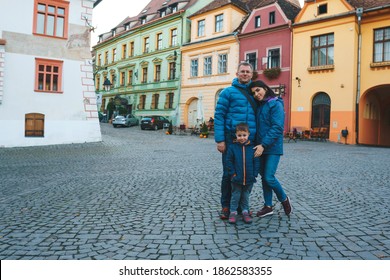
[255, 97, 285, 155]
[214, 78, 257, 144]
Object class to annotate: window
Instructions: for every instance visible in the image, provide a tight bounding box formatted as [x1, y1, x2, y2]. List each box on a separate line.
[218, 54, 227, 74]
[255, 16, 261, 28]
[267, 48, 280, 68]
[139, 95, 146, 109]
[171, 28, 177, 47]
[112, 48, 116, 63]
[104, 51, 108, 64]
[269, 11, 275, 25]
[25, 113, 44, 137]
[144, 37, 149, 53]
[155, 65, 161, 82]
[142, 67, 148, 83]
[128, 70, 133, 85]
[95, 75, 100, 90]
[215, 14, 223, 32]
[165, 92, 174, 109]
[311, 33, 334, 66]
[120, 72, 125, 86]
[169, 62, 176, 80]
[198, 20, 205, 37]
[122, 44, 127, 59]
[34, 0, 69, 38]
[374, 27, 390, 63]
[171, 4, 178, 13]
[318, 4, 328, 15]
[130, 42, 134, 57]
[204, 56, 212, 76]
[141, 17, 146, 24]
[160, 9, 166, 17]
[191, 59, 198, 77]
[151, 94, 159, 109]
[157, 33, 163, 50]
[246, 52, 257, 70]
[97, 54, 101, 66]
[35, 58, 63, 92]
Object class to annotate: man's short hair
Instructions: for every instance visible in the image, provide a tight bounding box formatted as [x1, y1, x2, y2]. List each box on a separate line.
[237, 62, 253, 72]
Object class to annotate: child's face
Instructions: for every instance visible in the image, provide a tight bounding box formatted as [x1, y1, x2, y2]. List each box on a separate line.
[236, 130, 249, 144]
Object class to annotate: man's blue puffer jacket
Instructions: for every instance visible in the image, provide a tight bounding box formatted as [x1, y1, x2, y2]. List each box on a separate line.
[214, 78, 256, 144]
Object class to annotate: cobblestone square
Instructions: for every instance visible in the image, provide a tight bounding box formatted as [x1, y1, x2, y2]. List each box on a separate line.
[0, 123, 389, 260]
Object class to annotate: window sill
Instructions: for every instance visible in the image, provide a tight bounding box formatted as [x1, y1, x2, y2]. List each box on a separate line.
[307, 65, 334, 72]
[370, 61, 390, 68]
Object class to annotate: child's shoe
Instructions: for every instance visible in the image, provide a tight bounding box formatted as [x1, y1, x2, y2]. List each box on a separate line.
[242, 211, 253, 224]
[228, 212, 237, 224]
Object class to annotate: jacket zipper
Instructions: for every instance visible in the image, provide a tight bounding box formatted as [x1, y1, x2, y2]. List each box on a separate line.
[242, 145, 246, 185]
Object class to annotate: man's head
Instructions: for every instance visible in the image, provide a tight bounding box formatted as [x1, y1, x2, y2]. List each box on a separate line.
[236, 62, 253, 85]
[235, 123, 250, 144]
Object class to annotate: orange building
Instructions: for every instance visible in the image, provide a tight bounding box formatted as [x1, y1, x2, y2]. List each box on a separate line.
[291, 0, 390, 146]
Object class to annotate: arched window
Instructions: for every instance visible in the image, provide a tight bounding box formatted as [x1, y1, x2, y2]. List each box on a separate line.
[311, 92, 331, 132]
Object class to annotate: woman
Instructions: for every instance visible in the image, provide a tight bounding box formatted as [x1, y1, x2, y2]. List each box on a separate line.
[250, 80, 292, 217]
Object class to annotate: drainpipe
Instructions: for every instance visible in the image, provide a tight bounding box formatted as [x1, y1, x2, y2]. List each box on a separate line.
[355, 7, 363, 144]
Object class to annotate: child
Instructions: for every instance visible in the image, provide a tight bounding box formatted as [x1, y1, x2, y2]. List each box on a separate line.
[226, 123, 260, 224]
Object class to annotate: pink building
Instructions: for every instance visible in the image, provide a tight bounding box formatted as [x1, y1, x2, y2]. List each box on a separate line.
[238, 0, 300, 132]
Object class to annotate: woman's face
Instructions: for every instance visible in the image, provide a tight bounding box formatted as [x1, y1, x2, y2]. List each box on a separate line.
[251, 87, 267, 101]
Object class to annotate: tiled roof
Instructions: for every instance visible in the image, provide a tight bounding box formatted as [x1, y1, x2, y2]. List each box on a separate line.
[190, 0, 250, 17]
[347, 0, 390, 9]
[251, 0, 301, 21]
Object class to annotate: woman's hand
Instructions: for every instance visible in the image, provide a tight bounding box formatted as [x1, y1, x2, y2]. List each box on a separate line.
[253, 145, 264, 157]
[217, 141, 226, 153]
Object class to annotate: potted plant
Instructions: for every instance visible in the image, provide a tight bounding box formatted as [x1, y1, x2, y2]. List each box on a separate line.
[199, 121, 209, 138]
[263, 67, 281, 80]
[166, 121, 173, 135]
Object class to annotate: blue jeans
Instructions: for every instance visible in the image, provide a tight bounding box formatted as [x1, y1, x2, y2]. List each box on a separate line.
[230, 182, 253, 213]
[221, 151, 231, 208]
[259, 154, 287, 207]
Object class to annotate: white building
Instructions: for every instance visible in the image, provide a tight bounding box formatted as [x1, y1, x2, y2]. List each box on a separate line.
[0, 0, 101, 147]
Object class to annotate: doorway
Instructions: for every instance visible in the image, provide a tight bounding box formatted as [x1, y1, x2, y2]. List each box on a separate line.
[311, 92, 331, 138]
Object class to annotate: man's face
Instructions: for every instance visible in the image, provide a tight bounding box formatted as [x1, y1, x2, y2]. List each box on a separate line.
[236, 65, 253, 84]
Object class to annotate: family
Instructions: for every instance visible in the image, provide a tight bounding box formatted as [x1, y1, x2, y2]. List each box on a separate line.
[214, 62, 292, 224]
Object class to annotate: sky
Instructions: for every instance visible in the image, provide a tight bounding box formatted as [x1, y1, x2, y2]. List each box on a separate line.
[91, 0, 305, 46]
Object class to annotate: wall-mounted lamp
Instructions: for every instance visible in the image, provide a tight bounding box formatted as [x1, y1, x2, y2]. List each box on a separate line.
[279, 84, 286, 96]
[103, 78, 112, 92]
[295, 77, 301, 87]
[134, 70, 138, 79]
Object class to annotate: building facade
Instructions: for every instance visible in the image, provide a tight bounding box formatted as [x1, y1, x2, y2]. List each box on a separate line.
[93, 0, 213, 125]
[180, 0, 251, 128]
[291, 0, 390, 146]
[238, 0, 300, 133]
[0, 0, 101, 148]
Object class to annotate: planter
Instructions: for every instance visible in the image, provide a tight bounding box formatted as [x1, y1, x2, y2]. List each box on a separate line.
[263, 67, 281, 80]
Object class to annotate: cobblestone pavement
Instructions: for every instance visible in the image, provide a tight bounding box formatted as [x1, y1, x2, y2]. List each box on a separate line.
[0, 123, 389, 260]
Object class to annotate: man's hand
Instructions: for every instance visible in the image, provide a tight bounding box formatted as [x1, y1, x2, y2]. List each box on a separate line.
[253, 144, 264, 157]
[217, 141, 226, 153]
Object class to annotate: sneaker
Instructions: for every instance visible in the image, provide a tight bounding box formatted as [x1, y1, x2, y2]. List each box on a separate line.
[256, 206, 274, 217]
[228, 212, 237, 224]
[220, 207, 230, 220]
[281, 197, 292, 216]
[242, 211, 253, 224]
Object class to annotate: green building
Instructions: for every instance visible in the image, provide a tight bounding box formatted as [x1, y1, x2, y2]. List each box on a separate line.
[93, 0, 213, 124]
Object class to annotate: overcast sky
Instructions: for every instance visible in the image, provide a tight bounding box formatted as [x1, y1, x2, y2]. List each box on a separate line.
[91, 0, 305, 46]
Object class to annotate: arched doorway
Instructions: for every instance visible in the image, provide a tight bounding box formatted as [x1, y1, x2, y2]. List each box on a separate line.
[311, 92, 331, 138]
[187, 98, 198, 128]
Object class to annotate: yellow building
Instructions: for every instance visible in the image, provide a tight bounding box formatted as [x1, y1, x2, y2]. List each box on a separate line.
[179, 0, 249, 128]
[291, 0, 390, 146]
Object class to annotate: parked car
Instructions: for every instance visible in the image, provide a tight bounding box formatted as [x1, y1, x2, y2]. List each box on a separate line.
[140, 116, 170, 130]
[112, 114, 139, 128]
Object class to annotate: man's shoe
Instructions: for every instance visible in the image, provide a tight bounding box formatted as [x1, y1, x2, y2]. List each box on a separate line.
[228, 212, 237, 224]
[281, 197, 292, 216]
[242, 211, 253, 224]
[220, 207, 230, 220]
[256, 206, 273, 217]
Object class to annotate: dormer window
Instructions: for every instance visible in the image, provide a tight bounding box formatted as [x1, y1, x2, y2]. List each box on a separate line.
[318, 4, 328, 15]
[160, 9, 166, 17]
[170, 4, 177, 13]
[111, 29, 116, 36]
[125, 23, 130, 31]
[140, 17, 146, 24]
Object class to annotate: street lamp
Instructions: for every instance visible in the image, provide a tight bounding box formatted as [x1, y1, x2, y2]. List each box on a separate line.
[103, 78, 112, 91]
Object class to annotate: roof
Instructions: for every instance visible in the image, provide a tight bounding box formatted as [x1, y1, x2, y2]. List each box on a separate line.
[190, 0, 250, 17]
[347, 0, 390, 9]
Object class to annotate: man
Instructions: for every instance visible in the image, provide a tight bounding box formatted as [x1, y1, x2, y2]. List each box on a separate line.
[214, 62, 257, 220]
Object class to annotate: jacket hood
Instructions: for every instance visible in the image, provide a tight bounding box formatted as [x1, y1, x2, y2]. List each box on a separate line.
[232, 77, 251, 89]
